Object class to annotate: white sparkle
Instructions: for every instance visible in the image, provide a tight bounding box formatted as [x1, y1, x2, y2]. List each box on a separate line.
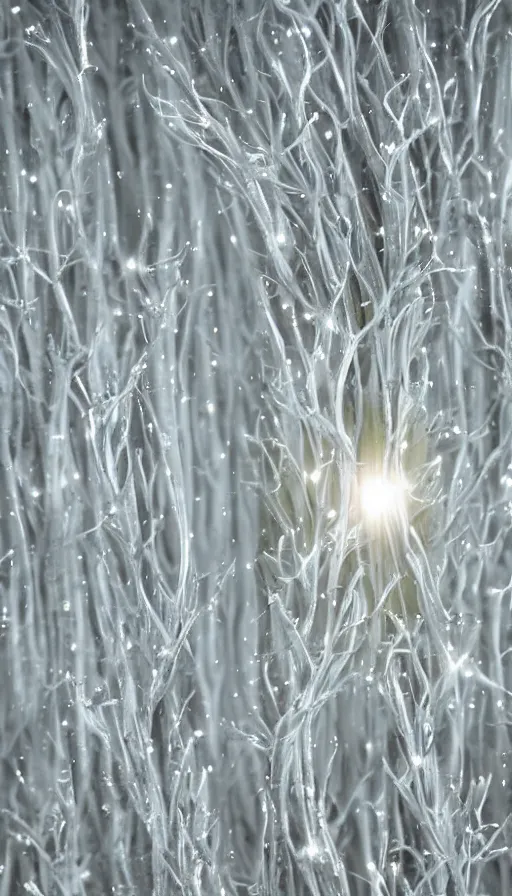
[359, 473, 408, 523]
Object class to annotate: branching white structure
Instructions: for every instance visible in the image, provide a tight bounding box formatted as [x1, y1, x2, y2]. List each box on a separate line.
[0, 1, 511, 895]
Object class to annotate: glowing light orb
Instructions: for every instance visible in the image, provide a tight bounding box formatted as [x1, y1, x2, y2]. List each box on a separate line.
[359, 473, 409, 524]
[308, 468, 322, 485]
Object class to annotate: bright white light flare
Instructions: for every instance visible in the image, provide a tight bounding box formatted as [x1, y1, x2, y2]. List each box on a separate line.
[359, 473, 409, 525]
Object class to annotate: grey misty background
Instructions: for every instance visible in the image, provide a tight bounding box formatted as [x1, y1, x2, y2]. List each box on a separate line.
[1, 1, 512, 895]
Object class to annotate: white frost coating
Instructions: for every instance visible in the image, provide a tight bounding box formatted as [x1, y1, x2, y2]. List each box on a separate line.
[1, 1, 512, 896]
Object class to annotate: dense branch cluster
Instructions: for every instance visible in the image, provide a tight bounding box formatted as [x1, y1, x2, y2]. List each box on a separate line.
[0, 1, 511, 895]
